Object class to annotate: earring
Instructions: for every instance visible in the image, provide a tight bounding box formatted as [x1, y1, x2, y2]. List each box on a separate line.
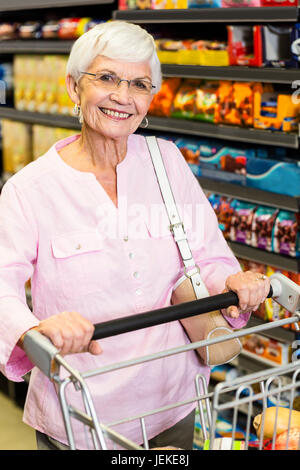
[74, 103, 81, 116]
[140, 116, 149, 129]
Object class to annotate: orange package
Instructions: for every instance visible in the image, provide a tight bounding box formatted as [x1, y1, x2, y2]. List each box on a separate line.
[214, 81, 233, 124]
[215, 81, 254, 127]
[148, 78, 182, 117]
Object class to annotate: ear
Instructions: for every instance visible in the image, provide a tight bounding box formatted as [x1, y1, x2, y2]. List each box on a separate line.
[65, 74, 80, 105]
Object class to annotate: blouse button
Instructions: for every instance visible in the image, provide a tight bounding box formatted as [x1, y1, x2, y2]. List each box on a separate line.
[129, 252, 134, 259]
[135, 288, 142, 296]
[133, 271, 140, 279]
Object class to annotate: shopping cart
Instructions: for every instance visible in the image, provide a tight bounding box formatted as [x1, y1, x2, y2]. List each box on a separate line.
[23, 272, 300, 450]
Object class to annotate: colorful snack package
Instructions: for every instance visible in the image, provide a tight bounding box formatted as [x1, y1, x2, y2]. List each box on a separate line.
[175, 138, 200, 175]
[229, 201, 257, 245]
[216, 197, 238, 239]
[215, 81, 233, 124]
[251, 206, 279, 252]
[194, 80, 219, 123]
[273, 211, 300, 258]
[171, 79, 201, 119]
[148, 78, 182, 117]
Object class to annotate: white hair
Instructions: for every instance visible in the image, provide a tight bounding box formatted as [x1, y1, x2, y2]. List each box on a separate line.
[66, 21, 162, 93]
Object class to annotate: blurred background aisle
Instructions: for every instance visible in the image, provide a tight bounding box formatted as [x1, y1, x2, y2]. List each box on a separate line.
[0, 391, 36, 450]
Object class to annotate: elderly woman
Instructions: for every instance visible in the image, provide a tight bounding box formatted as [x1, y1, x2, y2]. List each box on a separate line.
[0, 21, 269, 450]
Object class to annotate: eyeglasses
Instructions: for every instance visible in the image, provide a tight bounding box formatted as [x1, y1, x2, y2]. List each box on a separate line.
[80, 71, 156, 96]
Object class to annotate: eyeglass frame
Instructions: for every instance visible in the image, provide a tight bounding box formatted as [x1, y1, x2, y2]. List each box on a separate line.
[79, 71, 156, 94]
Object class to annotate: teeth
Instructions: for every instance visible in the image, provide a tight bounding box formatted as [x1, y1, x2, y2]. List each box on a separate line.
[101, 108, 130, 119]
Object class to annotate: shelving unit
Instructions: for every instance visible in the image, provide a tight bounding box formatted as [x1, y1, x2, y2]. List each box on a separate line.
[198, 177, 300, 213]
[113, 6, 299, 23]
[161, 64, 300, 85]
[147, 115, 299, 148]
[0, 0, 114, 10]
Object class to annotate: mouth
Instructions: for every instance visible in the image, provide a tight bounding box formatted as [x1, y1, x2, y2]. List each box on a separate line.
[99, 107, 132, 120]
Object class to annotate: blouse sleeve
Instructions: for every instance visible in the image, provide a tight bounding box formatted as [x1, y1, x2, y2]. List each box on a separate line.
[0, 180, 39, 382]
[161, 139, 250, 330]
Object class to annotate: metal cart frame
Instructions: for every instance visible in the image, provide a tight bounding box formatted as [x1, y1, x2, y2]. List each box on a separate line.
[23, 272, 300, 450]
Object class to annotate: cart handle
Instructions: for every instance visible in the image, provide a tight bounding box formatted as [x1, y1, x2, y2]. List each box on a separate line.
[91, 286, 273, 341]
[23, 272, 300, 379]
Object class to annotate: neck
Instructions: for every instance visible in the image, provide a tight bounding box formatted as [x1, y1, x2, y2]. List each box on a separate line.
[76, 124, 128, 172]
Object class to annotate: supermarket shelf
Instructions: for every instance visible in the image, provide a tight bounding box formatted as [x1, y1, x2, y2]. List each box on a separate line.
[198, 177, 300, 212]
[1, 108, 297, 149]
[0, 40, 74, 55]
[240, 349, 292, 370]
[238, 350, 288, 373]
[113, 7, 299, 23]
[228, 241, 300, 273]
[0, 42, 299, 85]
[0, 106, 80, 130]
[147, 116, 299, 148]
[0, 0, 114, 11]
[1, 43, 299, 85]
[161, 64, 300, 85]
[247, 315, 296, 344]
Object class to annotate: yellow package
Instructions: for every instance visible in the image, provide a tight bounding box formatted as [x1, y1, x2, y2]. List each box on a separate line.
[13, 56, 27, 110]
[57, 56, 74, 116]
[44, 55, 60, 114]
[1, 119, 32, 173]
[23, 56, 38, 112]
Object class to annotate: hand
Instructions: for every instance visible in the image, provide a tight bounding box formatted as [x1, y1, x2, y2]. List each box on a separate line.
[222, 270, 270, 319]
[23, 311, 102, 356]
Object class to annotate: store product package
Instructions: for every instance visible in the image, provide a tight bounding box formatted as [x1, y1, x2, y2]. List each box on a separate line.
[251, 206, 279, 252]
[262, 24, 300, 68]
[171, 79, 200, 119]
[229, 201, 257, 245]
[148, 77, 182, 117]
[215, 81, 254, 127]
[273, 210, 300, 257]
[242, 333, 291, 365]
[207, 194, 238, 239]
[253, 89, 300, 132]
[1, 119, 32, 174]
[227, 25, 263, 67]
[194, 81, 219, 122]
[246, 157, 300, 197]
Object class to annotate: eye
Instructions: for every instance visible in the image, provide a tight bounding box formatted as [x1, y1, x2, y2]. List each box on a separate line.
[132, 79, 149, 91]
[97, 73, 116, 83]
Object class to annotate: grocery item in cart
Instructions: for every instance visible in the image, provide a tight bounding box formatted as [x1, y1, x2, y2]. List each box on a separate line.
[253, 407, 300, 441]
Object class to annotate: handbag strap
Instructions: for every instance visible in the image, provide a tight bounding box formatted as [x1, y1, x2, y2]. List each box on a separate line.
[145, 135, 209, 299]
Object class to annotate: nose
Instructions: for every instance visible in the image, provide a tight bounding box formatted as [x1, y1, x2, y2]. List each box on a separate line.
[110, 81, 133, 105]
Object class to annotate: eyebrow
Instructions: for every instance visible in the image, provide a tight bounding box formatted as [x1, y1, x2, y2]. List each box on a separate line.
[94, 69, 152, 82]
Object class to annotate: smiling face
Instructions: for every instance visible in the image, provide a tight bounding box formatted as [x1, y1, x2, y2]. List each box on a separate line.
[68, 55, 154, 140]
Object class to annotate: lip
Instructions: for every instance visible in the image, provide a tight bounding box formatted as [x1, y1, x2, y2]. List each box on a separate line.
[99, 107, 133, 121]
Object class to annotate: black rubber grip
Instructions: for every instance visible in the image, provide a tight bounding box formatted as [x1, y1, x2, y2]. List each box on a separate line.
[91, 285, 273, 341]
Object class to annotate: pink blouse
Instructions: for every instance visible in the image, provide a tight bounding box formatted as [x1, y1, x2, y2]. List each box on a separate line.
[0, 133, 248, 449]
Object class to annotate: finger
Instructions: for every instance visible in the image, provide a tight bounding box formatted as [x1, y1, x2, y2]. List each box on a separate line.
[39, 324, 64, 351]
[88, 340, 102, 355]
[226, 306, 240, 318]
[236, 286, 249, 312]
[63, 312, 93, 354]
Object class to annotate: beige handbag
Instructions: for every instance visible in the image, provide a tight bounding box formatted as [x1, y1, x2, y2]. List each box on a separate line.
[146, 136, 242, 367]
